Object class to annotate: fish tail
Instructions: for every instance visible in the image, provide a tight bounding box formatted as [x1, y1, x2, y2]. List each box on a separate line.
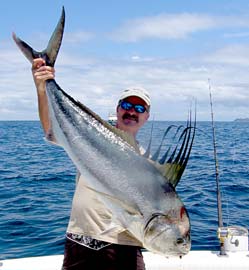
[12, 6, 65, 67]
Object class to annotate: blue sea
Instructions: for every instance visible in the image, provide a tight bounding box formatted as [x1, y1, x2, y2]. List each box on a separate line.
[0, 120, 249, 260]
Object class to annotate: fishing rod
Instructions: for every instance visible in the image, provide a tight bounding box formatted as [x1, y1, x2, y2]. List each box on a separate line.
[208, 79, 226, 256]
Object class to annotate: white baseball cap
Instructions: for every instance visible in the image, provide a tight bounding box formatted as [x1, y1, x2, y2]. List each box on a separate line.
[119, 87, 151, 106]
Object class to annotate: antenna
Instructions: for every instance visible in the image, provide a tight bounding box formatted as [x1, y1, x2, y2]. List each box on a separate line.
[208, 79, 226, 256]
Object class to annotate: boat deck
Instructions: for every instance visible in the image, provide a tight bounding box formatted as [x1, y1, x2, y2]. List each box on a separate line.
[1, 251, 249, 270]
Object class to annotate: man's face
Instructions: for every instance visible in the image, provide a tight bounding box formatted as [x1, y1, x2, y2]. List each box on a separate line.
[116, 96, 150, 135]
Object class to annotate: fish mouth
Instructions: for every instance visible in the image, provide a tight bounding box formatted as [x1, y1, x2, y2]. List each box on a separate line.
[174, 231, 191, 253]
[143, 213, 191, 256]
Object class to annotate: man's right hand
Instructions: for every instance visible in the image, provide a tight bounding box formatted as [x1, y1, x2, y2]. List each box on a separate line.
[32, 58, 55, 92]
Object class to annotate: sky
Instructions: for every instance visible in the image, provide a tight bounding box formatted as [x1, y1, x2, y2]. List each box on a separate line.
[1, 0, 249, 121]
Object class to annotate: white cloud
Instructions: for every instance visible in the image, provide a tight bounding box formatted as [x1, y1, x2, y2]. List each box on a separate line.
[2, 32, 249, 121]
[110, 13, 215, 42]
[110, 13, 249, 42]
[204, 44, 249, 66]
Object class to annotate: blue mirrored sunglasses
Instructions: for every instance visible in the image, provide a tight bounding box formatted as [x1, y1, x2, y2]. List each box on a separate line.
[119, 100, 148, 113]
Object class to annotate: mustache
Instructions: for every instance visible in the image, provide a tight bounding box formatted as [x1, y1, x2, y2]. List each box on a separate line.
[122, 113, 139, 122]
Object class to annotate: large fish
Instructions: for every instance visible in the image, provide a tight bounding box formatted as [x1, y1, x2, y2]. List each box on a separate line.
[13, 7, 195, 257]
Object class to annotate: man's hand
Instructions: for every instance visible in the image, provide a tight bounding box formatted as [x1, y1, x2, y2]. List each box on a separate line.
[32, 58, 55, 93]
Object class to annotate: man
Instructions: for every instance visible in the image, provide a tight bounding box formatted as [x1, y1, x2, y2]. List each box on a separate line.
[32, 58, 150, 270]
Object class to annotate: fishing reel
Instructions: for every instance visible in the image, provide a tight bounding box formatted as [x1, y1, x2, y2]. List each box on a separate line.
[217, 226, 248, 253]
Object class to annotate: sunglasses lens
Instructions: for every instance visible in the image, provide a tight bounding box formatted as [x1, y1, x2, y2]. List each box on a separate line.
[134, 105, 146, 113]
[121, 101, 133, 110]
[120, 100, 147, 113]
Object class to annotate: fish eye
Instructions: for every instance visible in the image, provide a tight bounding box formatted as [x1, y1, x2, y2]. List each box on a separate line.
[176, 238, 184, 245]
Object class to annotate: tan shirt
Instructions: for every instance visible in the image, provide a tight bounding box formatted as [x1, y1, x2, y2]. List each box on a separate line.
[66, 172, 142, 247]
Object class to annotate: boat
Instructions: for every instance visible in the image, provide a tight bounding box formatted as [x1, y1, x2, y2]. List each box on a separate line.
[107, 113, 117, 126]
[1, 250, 249, 270]
[1, 226, 248, 270]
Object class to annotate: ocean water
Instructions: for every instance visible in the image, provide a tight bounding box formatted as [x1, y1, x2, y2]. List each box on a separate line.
[0, 120, 249, 260]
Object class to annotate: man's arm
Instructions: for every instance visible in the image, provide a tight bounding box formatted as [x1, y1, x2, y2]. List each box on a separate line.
[32, 58, 55, 135]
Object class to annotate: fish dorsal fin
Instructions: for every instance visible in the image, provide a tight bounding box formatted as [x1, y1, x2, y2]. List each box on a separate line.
[146, 112, 196, 187]
[150, 161, 184, 187]
[143, 117, 155, 158]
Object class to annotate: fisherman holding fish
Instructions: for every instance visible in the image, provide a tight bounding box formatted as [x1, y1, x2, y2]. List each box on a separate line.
[13, 7, 193, 270]
[32, 57, 150, 270]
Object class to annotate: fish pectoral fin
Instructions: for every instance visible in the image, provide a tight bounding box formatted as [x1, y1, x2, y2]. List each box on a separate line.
[107, 195, 142, 217]
[85, 185, 143, 217]
[100, 222, 126, 236]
